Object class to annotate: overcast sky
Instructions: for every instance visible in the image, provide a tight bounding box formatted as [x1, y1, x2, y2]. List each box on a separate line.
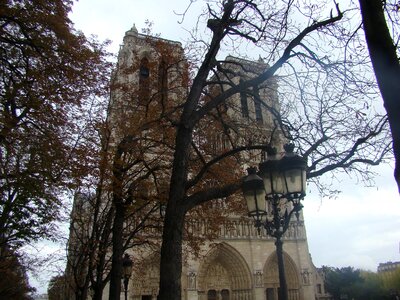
[33, 0, 400, 294]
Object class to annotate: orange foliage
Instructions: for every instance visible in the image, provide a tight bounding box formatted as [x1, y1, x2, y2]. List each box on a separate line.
[0, 0, 111, 250]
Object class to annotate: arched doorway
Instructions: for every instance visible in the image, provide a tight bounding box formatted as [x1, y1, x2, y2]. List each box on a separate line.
[221, 289, 230, 300]
[208, 289, 217, 300]
[263, 251, 301, 300]
[207, 289, 230, 300]
[197, 243, 252, 300]
[132, 254, 160, 300]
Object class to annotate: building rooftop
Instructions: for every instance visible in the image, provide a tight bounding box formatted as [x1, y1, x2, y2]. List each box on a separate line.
[377, 261, 400, 272]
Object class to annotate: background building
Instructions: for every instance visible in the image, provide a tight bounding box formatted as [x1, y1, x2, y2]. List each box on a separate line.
[378, 261, 400, 273]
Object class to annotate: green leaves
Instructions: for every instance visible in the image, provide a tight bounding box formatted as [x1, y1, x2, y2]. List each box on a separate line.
[324, 266, 389, 300]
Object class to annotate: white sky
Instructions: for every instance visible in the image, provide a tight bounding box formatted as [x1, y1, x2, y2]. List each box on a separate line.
[31, 0, 400, 294]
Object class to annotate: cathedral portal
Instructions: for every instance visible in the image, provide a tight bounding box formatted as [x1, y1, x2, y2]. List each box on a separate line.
[197, 243, 252, 300]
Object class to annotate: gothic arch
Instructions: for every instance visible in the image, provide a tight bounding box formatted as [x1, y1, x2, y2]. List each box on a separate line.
[139, 56, 150, 104]
[263, 251, 301, 300]
[132, 253, 160, 298]
[137, 49, 152, 61]
[197, 242, 252, 299]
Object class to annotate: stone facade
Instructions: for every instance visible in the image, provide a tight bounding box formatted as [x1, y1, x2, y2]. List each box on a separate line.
[127, 216, 318, 300]
[68, 24, 330, 300]
[106, 25, 329, 300]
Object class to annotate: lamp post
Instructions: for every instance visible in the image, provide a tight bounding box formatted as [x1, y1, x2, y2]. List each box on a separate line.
[242, 144, 307, 300]
[122, 253, 133, 300]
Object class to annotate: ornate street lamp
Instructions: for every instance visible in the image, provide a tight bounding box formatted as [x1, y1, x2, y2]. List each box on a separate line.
[242, 144, 307, 300]
[122, 253, 133, 300]
[242, 167, 267, 229]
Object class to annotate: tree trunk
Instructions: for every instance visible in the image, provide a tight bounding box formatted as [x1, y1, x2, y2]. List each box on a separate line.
[359, 0, 400, 192]
[109, 139, 130, 300]
[158, 205, 186, 300]
[94, 206, 114, 300]
[75, 286, 88, 300]
[92, 281, 105, 300]
[108, 203, 124, 300]
[158, 125, 193, 300]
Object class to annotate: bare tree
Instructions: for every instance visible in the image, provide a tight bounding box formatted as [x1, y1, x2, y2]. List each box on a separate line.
[153, 1, 390, 299]
[96, 1, 392, 299]
[65, 117, 166, 300]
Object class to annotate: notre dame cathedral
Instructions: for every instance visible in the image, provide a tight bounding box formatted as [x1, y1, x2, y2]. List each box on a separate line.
[65, 24, 332, 300]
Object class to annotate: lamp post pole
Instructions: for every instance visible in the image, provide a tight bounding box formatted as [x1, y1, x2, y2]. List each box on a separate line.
[270, 194, 289, 300]
[123, 276, 129, 300]
[242, 144, 307, 300]
[276, 237, 287, 300]
[122, 253, 133, 300]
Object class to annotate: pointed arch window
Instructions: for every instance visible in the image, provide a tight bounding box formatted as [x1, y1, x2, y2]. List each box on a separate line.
[239, 79, 249, 118]
[253, 86, 263, 123]
[139, 57, 150, 104]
